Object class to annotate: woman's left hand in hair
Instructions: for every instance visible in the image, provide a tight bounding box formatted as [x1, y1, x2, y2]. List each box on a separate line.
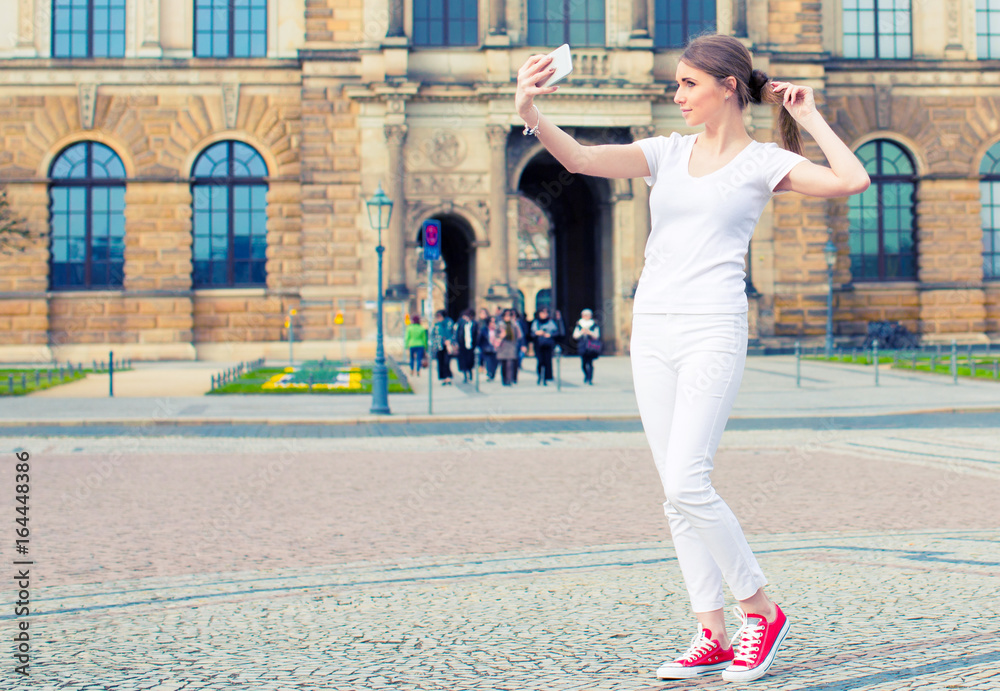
[771, 81, 818, 123]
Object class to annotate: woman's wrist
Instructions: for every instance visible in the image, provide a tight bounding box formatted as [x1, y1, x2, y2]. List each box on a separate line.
[795, 110, 827, 132]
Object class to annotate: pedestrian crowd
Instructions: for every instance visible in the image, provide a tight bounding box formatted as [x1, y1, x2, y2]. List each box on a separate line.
[405, 306, 602, 387]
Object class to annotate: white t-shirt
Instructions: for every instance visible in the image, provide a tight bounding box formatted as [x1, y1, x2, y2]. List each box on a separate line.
[634, 132, 807, 314]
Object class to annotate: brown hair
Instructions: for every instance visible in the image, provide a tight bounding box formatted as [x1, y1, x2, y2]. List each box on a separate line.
[680, 34, 802, 156]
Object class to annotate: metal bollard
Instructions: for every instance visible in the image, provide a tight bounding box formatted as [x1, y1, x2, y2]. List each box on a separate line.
[970, 355, 977, 379]
[873, 340, 879, 387]
[555, 345, 562, 392]
[474, 347, 481, 393]
[308, 374, 314, 392]
[994, 360, 999, 380]
[795, 341, 801, 388]
[34, 371, 40, 388]
[7, 375, 12, 394]
[951, 339, 958, 384]
[47, 370, 52, 386]
[109, 350, 114, 398]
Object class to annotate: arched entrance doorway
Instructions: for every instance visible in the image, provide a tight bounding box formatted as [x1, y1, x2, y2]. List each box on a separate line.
[518, 151, 611, 350]
[416, 214, 476, 320]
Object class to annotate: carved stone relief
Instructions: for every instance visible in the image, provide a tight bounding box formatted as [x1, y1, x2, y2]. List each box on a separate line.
[407, 174, 486, 196]
[222, 83, 240, 129]
[426, 130, 467, 169]
[79, 84, 98, 130]
[875, 84, 891, 130]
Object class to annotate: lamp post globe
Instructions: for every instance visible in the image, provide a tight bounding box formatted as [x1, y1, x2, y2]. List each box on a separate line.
[823, 232, 837, 359]
[365, 182, 393, 415]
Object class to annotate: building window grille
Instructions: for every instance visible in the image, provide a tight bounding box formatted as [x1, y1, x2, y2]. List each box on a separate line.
[52, 0, 126, 58]
[191, 141, 269, 288]
[194, 0, 267, 58]
[848, 140, 917, 281]
[654, 0, 716, 48]
[413, 0, 478, 46]
[49, 142, 126, 289]
[527, 0, 605, 46]
[843, 0, 911, 59]
[977, 0, 1000, 58]
[979, 141, 1000, 279]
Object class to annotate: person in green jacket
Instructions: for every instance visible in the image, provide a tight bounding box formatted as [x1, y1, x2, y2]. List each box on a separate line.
[404, 315, 429, 377]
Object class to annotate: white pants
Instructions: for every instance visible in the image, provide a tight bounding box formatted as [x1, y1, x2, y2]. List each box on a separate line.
[630, 312, 766, 612]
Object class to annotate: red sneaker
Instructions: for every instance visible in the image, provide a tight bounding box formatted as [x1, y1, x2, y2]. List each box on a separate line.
[722, 604, 790, 682]
[656, 625, 734, 679]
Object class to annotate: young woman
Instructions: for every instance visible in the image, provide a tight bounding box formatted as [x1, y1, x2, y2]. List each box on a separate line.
[515, 34, 869, 683]
[491, 308, 526, 386]
[431, 310, 455, 386]
[404, 314, 428, 377]
[530, 306, 559, 385]
[571, 308, 601, 385]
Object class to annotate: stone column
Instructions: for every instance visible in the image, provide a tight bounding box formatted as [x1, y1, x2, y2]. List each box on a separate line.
[486, 126, 511, 295]
[490, 0, 507, 35]
[385, 124, 409, 298]
[631, 0, 650, 38]
[387, 0, 405, 37]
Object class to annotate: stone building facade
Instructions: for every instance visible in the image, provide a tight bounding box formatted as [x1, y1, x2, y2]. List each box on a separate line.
[0, 0, 997, 364]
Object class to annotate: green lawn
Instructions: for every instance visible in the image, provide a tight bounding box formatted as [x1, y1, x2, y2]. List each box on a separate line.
[0, 367, 105, 396]
[804, 353, 895, 365]
[805, 353, 1000, 381]
[209, 362, 413, 395]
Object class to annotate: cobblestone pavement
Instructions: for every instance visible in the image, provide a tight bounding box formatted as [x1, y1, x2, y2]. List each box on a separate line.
[2, 427, 998, 690]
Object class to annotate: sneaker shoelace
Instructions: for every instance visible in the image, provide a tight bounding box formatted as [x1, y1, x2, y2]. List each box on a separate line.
[677, 631, 717, 663]
[730, 607, 766, 664]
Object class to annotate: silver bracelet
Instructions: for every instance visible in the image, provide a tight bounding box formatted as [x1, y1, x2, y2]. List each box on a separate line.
[522, 105, 540, 136]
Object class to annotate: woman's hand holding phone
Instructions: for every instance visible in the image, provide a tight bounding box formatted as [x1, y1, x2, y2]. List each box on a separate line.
[515, 54, 560, 122]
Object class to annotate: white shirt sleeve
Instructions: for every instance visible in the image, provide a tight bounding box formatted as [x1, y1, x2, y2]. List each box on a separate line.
[761, 142, 809, 194]
[635, 132, 681, 187]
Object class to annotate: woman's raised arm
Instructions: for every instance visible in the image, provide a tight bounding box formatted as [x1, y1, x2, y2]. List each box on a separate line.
[516, 55, 651, 180]
[770, 81, 870, 198]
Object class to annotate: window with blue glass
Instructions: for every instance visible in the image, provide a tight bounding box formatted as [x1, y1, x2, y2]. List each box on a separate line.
[52, 0, 126, 58]
[49, 142, 126, 290]
[413, 0, 478, 46]
[527, 0, 605, 46]
[194, 0, 267, 58]
[979, 142, 1000, 279]
[654, 0, 716, 48]
[848, 140, 917, 282]
[977, 0, 1000, 58]
[191, 142, 268, 288]
[843, 0, 911, 58]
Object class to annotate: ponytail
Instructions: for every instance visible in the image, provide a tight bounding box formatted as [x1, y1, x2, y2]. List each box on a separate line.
[748, 68, 803, 156]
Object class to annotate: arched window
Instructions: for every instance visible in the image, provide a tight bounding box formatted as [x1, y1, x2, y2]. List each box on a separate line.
[191, 141, 268, 288]
[980, 141, 1000, 279]
[654, 0, 716, 48]
[52, 0, 126, 58]
[49, 142, 126, 289]
[413, 0, 478, 46]
[848, 140, 917, 282]
[527, 0, 605, 46]
[194, 0, 267, 57]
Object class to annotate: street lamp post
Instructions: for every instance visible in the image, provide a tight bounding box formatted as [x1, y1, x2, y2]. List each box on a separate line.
[823, 230, 837, 358]
[366, 182, 393, 415]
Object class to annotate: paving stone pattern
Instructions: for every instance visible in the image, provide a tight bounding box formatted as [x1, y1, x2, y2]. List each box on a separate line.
[1, 428, 998, 690]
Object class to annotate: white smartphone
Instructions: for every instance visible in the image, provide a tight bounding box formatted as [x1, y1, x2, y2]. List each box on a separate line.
[537, 43, 573, 88]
